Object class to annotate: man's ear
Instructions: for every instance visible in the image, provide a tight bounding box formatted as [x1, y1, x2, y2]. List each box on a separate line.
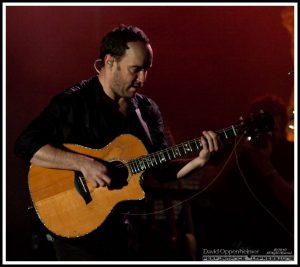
[104, 55, 114, 66]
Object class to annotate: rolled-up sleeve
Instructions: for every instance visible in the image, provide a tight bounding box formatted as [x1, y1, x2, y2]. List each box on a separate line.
[14, 95, 69, 163]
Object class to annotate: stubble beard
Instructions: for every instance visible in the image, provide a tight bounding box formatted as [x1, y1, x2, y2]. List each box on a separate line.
[111, 68, 135, 99]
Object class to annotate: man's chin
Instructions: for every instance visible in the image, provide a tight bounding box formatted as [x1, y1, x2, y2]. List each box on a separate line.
[128, 87, 138, 97]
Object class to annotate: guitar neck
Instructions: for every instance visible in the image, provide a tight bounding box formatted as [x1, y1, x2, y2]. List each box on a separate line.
[128, 124, 239, 174]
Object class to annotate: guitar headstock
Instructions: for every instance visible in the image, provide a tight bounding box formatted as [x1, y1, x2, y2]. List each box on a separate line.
[234, 110, 275, 138]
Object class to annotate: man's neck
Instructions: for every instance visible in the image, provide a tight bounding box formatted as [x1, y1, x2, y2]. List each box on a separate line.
[97, 73, 129, 116]
[98, 73, 117, 100]
[118, 98, 129, 116]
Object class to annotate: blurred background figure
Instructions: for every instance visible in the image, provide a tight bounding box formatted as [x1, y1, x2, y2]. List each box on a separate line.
[181, 94, 294, 260]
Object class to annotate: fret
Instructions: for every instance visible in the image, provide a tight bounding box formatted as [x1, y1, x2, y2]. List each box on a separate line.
[131, 161, 137, 174]
[134, 161, 139, 174]
[173, 146, 181, 157]
[218, 125, 240, 140]
[123, 113, 268, 178]
[158, 152, 167, 163]
[183, 142, 192, 153]
[144, 158, 149, 169]
[152, 155, 158, 165]
[190, 141, 196, 152]
[180, 145, 185, 155]
[165, 149, 172, 160]
[129, 161, 135, 173]
[128, 162, 134, 174]
[136, 161, 142, 171]
[195, 139, 200, 150]
[139, 159, 146, 170]
[231, 125, 237, 136]
[196, 139, 202, 150]
[182, 144, 187, 154]
[155, 153, 162, 164]
[131, 134, 209, 172]
[150, 157, 156, 166]
[129, 124, 241, 175]
[223, 129, 228, 139]
[146, 156, 153, 167]
[188, 142, 193, 151]
[136, 160, 141, 172]
[195, 140, 200, 150]
[171, 148, 176, 158]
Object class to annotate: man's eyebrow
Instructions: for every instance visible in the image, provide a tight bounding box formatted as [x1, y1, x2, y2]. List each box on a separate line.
[130, 65, 149, 70]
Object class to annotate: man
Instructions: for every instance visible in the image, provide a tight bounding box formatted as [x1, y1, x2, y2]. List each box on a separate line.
[14, 25, 219, 260]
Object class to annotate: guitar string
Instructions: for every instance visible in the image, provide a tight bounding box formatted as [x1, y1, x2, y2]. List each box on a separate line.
[118, 135, 244, 217]
[113, 124, 241, 170]
[112, 115, 294, 234]
[111, 118, 276, 217]
[122, 133, 293, 238]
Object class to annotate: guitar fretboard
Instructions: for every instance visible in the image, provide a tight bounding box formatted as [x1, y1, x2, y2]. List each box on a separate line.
[128, 124, 239, 174]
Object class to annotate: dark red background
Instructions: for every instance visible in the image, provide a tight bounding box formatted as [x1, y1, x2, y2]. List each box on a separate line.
[6, 6, 294, 260]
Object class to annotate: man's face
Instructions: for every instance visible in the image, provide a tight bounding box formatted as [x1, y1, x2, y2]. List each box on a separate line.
[110, 41, 153, 99]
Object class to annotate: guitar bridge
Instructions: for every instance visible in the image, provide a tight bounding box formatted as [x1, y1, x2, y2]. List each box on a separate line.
[74, 171, 92, 204]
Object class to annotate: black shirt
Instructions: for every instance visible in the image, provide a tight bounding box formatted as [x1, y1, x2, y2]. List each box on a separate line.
[14, 76, 169, 163]
[14, 76, 177, 260]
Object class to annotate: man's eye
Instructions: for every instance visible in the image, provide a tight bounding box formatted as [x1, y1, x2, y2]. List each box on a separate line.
[130, 67, 141, 73]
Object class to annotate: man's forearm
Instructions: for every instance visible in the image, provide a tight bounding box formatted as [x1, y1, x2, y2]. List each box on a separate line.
[176, 157, 207, 179]
[30, 144, 90, 171]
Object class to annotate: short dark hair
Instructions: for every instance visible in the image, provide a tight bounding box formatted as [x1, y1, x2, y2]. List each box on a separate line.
[99, 24, 150, 64]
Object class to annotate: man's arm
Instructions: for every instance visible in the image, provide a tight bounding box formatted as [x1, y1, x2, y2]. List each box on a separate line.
[177, 131, 219, 179]
[31, 144, 111, 188]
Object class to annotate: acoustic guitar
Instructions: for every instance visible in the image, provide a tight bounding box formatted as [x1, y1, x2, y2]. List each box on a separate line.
[28, 112, 273, 238]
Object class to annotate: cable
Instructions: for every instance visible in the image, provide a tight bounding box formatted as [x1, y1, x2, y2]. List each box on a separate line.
[120, 136, 243, 217]
[233, 137, 292, 236]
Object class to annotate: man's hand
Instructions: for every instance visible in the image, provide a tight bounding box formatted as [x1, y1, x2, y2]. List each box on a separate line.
[198, 130, 219, 163]
[31, 144, 113, 188]
[177, 130, 219, 179]
[80, 157, 112, 188]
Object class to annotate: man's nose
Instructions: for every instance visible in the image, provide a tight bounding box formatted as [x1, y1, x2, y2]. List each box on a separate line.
[137, 70, 147, 83]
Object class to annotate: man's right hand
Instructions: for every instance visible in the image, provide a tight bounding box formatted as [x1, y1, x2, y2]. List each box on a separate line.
[79, 156, 112, 188]
[31, 144, 112, 188]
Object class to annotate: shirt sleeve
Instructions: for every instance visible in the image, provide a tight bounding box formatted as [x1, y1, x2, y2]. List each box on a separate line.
[14, 95, 71, 163]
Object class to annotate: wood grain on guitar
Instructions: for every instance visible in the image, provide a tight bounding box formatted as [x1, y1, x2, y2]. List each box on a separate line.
[28, 112, 274, 238]
[29, 135, 147, 238]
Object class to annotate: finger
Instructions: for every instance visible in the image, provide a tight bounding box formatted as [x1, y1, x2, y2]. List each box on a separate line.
[202, 131, 214, 152]
[99, 174, 111, 186]
[86, 176, 100, 188]
[95, 178, 105, 187]
[97, 163, 107, 173]
[90, 180, 99, 188]
[206, 131, 219, 151]
[200, 136, 208, 151]
[90, 174, 111, 188]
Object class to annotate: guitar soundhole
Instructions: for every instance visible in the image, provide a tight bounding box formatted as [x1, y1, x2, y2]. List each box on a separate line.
[107, 161, 129, 190]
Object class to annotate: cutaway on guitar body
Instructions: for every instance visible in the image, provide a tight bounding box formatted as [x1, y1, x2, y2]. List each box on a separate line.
[28, 134, 148, 238]
[28, 112, 274, 238]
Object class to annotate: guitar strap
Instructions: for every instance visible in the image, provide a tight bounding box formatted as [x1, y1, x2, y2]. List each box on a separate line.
[135, 107, 153, 144]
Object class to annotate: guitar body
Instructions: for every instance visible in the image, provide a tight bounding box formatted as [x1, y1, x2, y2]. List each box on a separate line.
[28, 134, 148, 238]
[27, 111, 274, 238]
